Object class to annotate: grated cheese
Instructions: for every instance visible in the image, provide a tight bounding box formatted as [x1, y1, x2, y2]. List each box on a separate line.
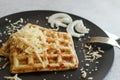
[85, 44, 104, 62]
[2, 61, 9, 69]
[10, 24, 49, 65]
[81, 70, 87, 78]
[4, 74, 22, 80]
[0, 40, 2, 43]
[88, 77, 93, 80]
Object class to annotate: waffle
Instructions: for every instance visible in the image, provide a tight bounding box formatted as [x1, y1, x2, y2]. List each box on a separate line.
[0, 40, 10, 57]
[2, 23, 79, 73]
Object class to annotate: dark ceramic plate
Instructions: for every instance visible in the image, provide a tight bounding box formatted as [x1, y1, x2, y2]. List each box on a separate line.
[0, 10, 114, 80]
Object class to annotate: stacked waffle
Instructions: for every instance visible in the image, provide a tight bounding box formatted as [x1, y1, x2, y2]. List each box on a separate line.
[0, 23, 79, 73]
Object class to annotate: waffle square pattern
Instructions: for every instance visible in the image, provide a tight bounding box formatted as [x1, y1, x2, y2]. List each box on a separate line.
[2, 23, 79, 73]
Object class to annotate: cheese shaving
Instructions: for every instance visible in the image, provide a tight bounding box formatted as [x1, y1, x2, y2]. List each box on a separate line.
[2, 61, 9, 69]
[81, 70, 87, 78]
[4, 74, 22, 80]
[85, 44, 104, 62]
[9, 24, 49, 64]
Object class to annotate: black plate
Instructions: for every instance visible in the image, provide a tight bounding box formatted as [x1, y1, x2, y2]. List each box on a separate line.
[0, 10, 114, 80]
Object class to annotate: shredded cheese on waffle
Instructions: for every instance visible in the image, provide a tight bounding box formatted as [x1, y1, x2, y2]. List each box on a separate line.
[10, 24, 48, 64]
[1, 23, 78, 73]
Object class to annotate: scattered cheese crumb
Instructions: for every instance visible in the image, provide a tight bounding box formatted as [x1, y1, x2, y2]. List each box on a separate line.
[66, 76, 69, 79]
[5, 18, 8, 21]
[86, 69, 89, 71]
[85, 44, 103, 62]
[4, 74, 22, 80]
[85, 44, 92, 50]
[2, 61, 9, 69]
[85, 63, 90, 67]
[8, 20, 11, 23]
[98, 47, 104, 53]
[80, 67, 84, 71]
[43, 78, 46, 80]
[78, 38, 82, 41]
[95, 61, 99, 64]
[70, 74, 73, 77]
[63, 74, 66, 77]
[89, 72, 91, 74]
[81, 70, 87, 78]
[95, 68, 98, 71]
[54, 72, 57, 74]
[36, 20, 39, 24]
[88, 77, 93, 80]
[0, 40, 2, 43]
[45, 17, 49, 19]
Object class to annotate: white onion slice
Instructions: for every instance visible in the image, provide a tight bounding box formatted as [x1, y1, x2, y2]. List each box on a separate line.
[66, 20, 85, 37]
[48, 13, 73, 28]
[75, 20, 90, 33]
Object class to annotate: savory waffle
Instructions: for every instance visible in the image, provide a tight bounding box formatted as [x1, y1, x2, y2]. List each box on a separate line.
[0, 40, 10, 57]
[2, 23, 79, 73]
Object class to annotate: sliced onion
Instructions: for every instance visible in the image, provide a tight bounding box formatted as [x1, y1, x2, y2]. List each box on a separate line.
[75, 20, 89, 33]
[66, 20, 85, 37]
[48, 13, 73, 28]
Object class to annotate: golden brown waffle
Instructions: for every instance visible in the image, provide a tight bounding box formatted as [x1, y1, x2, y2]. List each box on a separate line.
[0, 40, 10, 57]
[2, 23, 79, 73]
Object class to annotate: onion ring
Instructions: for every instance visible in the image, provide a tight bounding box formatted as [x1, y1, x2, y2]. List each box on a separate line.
[66, 20, 89, 37]
[75, 20, 89, 33]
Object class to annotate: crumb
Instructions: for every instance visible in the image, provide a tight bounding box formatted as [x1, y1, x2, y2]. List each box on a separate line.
[85, 63, 90, 67]
[98, 47, 104, 53]
[20, 18, 23, 23]
[43, 78, 46, 80]
[8, 20, 11, 23]
[95, 61, 99, 64]
[89, 72, 91, 74]
[0, 40, 2, 43]
[78, 38, 82, 41]
[2, 61, 9, 69]
[81, 70, 87, 78]
[0, 32, 2, 36]
[88, 77, 93, 80]
[92, 69, 94, 72]
[63, 74, 66, 77]
[45, 17, 49, 19]
[66, 76, 69, 79]
[54, 72, 57, 74]
[80, 67, 84, 71]
[95, 68, 98, 71]
[5, 18, 8, 21]
[70, 74, 73, 77]
[86, 69, 89, 71]
[36, 20, 39, 24]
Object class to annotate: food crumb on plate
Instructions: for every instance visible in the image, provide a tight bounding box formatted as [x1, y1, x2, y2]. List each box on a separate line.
[43, 78, 46, 80]
[70, 74, 73, 77]
[0, 40, 2, 43]
[88, 77, 93, 80]
[85, 63, 90, 67]
[81, 70, 87, 78]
